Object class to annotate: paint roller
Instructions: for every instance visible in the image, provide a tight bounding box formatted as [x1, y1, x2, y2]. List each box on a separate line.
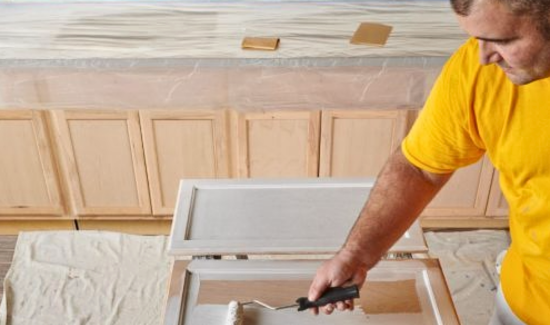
[224, 285, 360, 325]
[226, 301, 244, 325]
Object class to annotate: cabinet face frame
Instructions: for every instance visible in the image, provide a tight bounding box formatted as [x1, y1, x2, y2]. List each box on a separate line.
[231, 110, 321, 178]
[319, 109, 414, 177]
[486, 169, 509, 217]
[164, 259, 460, 325]
[0, 110, 65, 217]
[50, 110, 151, 217]
[140, 109, 230, 216]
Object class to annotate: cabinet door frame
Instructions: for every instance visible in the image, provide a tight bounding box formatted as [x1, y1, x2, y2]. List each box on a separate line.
[140, 109, 230, 215]
[231, 110, 321, 178]
[319, 109, 414, 177]
[0, 110, 65, 216]
[50, 110, 151, 217]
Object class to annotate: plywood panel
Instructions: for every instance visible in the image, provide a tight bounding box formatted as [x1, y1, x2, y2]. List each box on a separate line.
[50, 110, 150, 216]
[197, 279, 421, 314]
[422, 155, 494, 218]
[0, 110, 64, 216]
[140, 110, 230, 215]
[319, 110, 413, 177]
[232, 111, 320, 178]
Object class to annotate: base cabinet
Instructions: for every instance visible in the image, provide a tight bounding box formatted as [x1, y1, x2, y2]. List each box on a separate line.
[140, 110, 230, 215]
[0, 108, 508, 230]
[231, 110, 320, 178]
[0, 110, 65, 217]
[319, 110, 413, 177]
[486, 170, 509, 217]
[50, 110, 151, 217]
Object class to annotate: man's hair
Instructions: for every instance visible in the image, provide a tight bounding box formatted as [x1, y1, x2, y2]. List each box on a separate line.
[450, 0, 550, 39]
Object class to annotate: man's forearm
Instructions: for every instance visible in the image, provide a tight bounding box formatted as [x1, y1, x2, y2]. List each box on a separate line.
[343, 148, 452, 269]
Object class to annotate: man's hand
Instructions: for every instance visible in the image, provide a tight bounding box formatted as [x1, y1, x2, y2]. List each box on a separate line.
[307, 148, 452, 316]
[308, 248, 369, 315]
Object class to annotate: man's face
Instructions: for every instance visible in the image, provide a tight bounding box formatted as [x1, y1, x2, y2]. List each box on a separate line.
[456, 0, 550, 85]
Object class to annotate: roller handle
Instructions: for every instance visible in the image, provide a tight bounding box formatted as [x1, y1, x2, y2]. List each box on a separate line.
[295, 285, 360, 311]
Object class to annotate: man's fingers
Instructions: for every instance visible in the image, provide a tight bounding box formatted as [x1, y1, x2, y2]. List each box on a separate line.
[346, 299, 354, 311]
[322, 303, 335, 315]
[309, 306, 319, 316]
[308, 276, 330, 302]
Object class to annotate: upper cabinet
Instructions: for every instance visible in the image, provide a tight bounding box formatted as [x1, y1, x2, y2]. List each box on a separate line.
[50, 110, 151, 217]
[319, 110, 413, 177]
[231, 110, 320, 178]
[140, 110, 230, 215]
[0, 110, 65, 217]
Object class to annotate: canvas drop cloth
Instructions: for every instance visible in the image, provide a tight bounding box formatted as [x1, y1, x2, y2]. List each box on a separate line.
[0, 231, 171, 325]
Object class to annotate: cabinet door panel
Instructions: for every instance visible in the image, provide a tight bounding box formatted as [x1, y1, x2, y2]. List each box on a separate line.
[0, 111, 63, 216]
[232, 111, 320, 178]
[140, 110, 230, 215]
[51, 110, 150, 216]
[319, 110, 412, 177]
[422, 156, 493, 217]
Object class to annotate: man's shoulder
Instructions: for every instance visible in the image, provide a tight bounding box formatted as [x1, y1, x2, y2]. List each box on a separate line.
[444, 38, 502, 86]
[448, 37, 481, 71]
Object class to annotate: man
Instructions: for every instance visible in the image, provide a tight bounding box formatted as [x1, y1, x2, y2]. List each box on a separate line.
[308, 0, 550, 324]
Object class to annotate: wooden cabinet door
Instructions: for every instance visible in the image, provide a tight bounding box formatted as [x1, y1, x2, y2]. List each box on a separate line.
[319, 110, 413, 177]
[140, 110, 230, 215]
[486, 170, 509, 217]
[0, 110, 64, 217]
[231, 111, 320, 178]
[50, 110, 150, 217]
[422, 155, 494, 218]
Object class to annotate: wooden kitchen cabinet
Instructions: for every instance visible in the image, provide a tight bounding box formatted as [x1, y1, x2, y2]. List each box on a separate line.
[486, 169, 509, 217]
[140, 109, 230, 215]
[50, 110, 151, 217]
[230, 110, 320, 178]
[422, 156, 493, 217]
[0, 110, 65, 217]
[319, 109, 414, 177]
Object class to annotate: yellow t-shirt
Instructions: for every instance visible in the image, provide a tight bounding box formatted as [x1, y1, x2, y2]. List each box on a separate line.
[402, 37, 550, 324]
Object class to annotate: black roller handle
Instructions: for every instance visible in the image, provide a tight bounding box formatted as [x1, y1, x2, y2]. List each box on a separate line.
[295, 285, 360, 311]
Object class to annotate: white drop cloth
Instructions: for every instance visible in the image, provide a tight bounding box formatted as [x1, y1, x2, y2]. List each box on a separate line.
[0, 231, 171, 325]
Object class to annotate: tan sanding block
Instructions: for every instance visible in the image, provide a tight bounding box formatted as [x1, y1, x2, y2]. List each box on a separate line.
[242, 37, 280, 50]
[350, 22, 393, 46]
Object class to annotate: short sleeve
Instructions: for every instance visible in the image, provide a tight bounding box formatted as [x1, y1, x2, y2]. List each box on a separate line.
[402, 38, 485, 174]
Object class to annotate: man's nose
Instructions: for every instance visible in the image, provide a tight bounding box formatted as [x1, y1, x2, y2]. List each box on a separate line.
[478, 40, 502, 65]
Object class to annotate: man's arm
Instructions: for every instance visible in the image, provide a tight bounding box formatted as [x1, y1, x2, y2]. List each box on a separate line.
[308, 147, 452, 314]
